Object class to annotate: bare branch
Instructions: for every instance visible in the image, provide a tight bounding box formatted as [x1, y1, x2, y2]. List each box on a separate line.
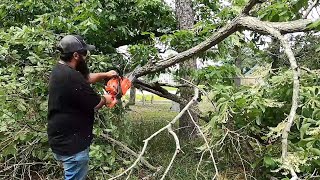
[301, 67, 312, 73]
[252, 20, 300, 179]
[101, 134, 159, 171]
[134, 79, 207, 122]
[156, 82, 190, 88]
[160, 125, 181, 180]
[109, 89, 199, 180]
[238, 16, 314, 34]
[304, 0, 320, 19]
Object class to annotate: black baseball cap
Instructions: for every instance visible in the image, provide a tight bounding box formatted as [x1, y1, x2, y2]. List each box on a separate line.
[58, 35, 95, 53]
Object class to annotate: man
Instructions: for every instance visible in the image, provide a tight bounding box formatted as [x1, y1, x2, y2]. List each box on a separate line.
[47, 35, 117, 180]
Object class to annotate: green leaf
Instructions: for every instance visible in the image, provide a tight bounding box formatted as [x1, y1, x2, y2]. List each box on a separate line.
[307, 20, 320, 30]
[263, 156, 276, 168]
[310, 148, 320, 156]
[300, 123, 311, 140]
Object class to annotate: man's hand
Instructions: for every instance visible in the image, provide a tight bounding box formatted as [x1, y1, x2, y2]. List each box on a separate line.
[94, 94, 118, 110]
[106, 70, 118, 78]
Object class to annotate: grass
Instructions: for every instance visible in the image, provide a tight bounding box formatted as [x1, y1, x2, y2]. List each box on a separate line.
[163, 86, 177, 92]
[123, 86, 177, 102]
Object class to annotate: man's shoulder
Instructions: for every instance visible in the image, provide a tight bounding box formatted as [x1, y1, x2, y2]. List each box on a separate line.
[50, 63, 87, 84]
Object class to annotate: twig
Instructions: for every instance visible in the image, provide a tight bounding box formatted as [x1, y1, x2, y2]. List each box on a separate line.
[108, 89, 199, 180]
[160, 125, 181, 180]
[301, 67, 312, 73]
[187, 110, 219, 179]
[157, 82, 190, 88]
[196, 151, 206, 180]
[229, 134, 247, 180]
[125, 169, 133, 180]
[101, 134, 159, 171]
[303, 0, 320, 19]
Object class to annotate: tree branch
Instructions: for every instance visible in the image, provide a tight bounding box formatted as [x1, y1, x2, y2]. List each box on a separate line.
[109, 89, 199, 180]
[238, 16, 314, 34]
[160, 125, 181, 180]
[134, 79, 186, 104]
[303, 0, 320, 19]
[134, 79, 206, 121]
[247, 18, 300, 179]
[156, 82, 190, 88]
[133, 17, 239, 77]
[101, 134, 159, 171]
[242, 0, 264, 15]
[133, 15, 317, 77]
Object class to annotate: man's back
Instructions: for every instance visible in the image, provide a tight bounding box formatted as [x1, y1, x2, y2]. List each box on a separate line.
[47, 63, 100, 156]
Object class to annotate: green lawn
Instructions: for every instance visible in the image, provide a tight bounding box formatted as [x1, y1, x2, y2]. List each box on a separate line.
[123, 86, 177, 102]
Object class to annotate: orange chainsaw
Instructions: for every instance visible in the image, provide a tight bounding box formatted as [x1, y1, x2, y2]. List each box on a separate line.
[104, 70, 136, 108]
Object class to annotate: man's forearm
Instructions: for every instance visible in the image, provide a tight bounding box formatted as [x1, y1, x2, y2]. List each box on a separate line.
[88, 73, 109, 84]
[88, 70, 118, 84]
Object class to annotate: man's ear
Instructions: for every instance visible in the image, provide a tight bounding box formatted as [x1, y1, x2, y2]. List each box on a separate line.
[73, 52, 80, 60]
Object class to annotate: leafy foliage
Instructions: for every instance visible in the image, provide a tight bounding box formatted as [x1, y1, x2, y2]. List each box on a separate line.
[1, 0, 320, 179]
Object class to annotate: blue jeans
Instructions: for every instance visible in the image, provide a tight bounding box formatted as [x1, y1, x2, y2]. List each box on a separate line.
[53, 148, 89, 180]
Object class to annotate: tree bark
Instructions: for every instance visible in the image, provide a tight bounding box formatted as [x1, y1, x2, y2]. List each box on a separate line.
[129, 86, 136, 105]
[175, 0, 198, 139]
[270, 38, 281, 73]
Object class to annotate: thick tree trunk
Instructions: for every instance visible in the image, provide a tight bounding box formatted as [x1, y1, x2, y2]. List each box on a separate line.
[129, 86, 136, 105]
[175, 0, 198, 139]
[234, 57, 242, 86]
[270, 38, 281, 73]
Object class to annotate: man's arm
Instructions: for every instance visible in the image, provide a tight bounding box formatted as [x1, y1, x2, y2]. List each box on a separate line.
[87, 70, 118, 84]
[94, 94, 116, 110]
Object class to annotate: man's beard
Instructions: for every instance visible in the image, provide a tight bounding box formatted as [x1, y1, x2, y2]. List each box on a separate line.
[76, 56, 90, 80]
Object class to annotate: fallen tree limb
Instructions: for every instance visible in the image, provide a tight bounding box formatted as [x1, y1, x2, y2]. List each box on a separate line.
[108, 89, 199, 180]
[238, 16, 314, 34]
[101, 134, 159, 171]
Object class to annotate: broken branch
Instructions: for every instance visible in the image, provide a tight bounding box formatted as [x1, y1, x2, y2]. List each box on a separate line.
[303, 0, 320, 19]
[101, 134, 159, 171]
[109, 89, 199, 180]
[160, 125, 181, 180]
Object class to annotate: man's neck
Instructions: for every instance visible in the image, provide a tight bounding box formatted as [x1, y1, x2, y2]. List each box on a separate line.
[59, 60, 77, 69]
